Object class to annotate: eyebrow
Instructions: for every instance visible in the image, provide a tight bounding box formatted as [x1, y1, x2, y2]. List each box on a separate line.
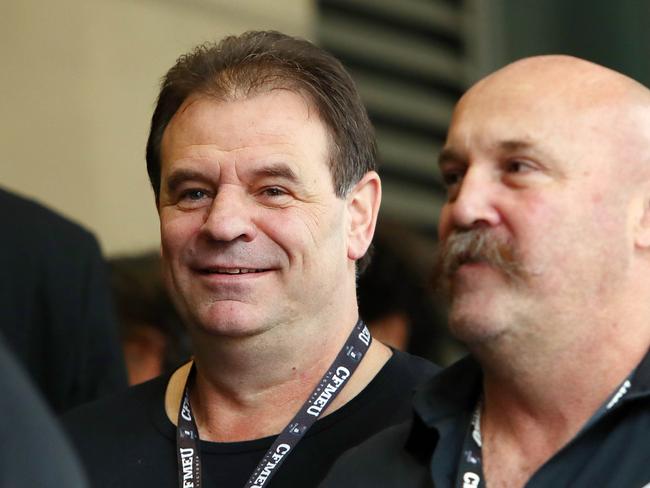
[165, 169, 211, 194]
[438, 139, 536, 166]
[498, 139, 534, 152]
[437, 147, 463, 167]
[164, 163, 301, 194]
[249, 162, 300, 183]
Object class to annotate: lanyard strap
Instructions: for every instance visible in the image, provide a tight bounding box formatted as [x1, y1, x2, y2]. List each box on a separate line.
[176, 319, 372, 488]
[454, 400, 484, 488]
[453, 371, 636, 488]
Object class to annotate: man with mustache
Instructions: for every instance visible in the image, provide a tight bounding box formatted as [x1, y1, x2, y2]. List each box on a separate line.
[63, 31, 436, 488]
[321, 55, 650, 487]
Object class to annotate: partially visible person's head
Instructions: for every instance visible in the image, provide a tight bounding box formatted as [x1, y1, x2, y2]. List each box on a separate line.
[433, 55, 650, 347]
[150, 32, 381, 339]
[146, 30, 376, 201]
[358, 231, 456, 362]
[109, 253, 190, 385]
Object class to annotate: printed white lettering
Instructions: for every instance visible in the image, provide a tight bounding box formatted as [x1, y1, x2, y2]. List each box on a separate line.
[276, 443, 290, 455]
[180, 448, 194, 484]
[306, 368, 350, 416]
[463, 472, 480, 488]
[336, 367, 350, 380]
[606, 379, 631, 410]
[358, 326, 371, 346]
[181, 397, 192, 422]
[250, 444, 291, 488]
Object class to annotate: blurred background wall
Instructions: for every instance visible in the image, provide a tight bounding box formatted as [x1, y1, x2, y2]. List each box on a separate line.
[3, 0, 648, 259]
[3, 0, 648, 366]
[316, 0, 650, 273]
[0, 0, 313, 255]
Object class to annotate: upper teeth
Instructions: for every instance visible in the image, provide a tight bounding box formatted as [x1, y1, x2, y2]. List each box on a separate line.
[215, 268, 260, 274]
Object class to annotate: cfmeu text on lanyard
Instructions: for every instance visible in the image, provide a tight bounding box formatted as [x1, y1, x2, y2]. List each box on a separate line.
[176, 320, 372, 488]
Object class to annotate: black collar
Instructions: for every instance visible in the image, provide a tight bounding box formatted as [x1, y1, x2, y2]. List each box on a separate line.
[406, 348, 650, 457]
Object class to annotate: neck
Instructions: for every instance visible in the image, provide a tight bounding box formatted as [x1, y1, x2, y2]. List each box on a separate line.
[165, 312, 392, 442]
[477, 316, 648, 428]
[474, 311, 649, 485]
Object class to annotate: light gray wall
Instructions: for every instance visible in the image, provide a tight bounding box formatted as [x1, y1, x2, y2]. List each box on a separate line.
[1, 0, 314, 255]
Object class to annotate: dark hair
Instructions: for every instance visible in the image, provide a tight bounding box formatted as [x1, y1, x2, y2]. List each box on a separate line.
[146, 30, 376, 201]
[109, 253, 191, 372]
[358, 238, 438, 358]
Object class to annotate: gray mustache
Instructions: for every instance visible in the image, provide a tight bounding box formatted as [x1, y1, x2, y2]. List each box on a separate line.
[433, 229, 525, 285]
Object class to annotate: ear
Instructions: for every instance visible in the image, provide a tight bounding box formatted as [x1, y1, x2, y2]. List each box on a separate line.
[346, 171, 381, 261]
[635, 195, 650, 249]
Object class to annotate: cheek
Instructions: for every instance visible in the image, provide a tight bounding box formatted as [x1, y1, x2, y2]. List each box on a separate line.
[253, 210, 308, 263]
[437, 206, 454, 240]
[160, 211, 203, 256]
[256, 205, 345, 268]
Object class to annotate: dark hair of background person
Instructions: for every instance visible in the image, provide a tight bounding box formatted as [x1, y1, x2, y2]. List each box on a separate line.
[358, 239, 437, 359]
[358, 221, 465, 365]
[109, 253, 191, 385]
[145, 30, 377, 271]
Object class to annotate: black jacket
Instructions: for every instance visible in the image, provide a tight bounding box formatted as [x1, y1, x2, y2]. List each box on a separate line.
[0, 187, 126, 413]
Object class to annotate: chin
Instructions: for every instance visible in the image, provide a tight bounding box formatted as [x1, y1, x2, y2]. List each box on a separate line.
[188, 302, 272, 339]
[447, 305, 509, 347]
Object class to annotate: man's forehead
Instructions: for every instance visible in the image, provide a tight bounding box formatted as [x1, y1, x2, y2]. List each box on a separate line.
[458, 55, 650, 118]
[446, 57, 650, 153]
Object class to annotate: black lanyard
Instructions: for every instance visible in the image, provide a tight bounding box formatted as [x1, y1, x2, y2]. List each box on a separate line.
[453, 372, 635, 488]
[176, 319, 372, 488]
[454, 400, 484, 488]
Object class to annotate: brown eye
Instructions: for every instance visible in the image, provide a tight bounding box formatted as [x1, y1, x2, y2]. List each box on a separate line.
[263, 187, 285, 197]
[441, 170, 464, 187]
[506, 160, 532, 173]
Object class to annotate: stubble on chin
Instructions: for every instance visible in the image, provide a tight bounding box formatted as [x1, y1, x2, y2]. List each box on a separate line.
[431, 228, 528, 344]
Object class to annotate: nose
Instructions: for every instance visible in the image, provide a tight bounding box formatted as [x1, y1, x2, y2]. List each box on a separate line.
[199, 186, 257, 243]
[441, 166, 501, 233]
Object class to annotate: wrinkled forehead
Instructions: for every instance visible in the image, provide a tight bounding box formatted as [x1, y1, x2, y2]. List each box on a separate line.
[447, 87, 583, 155]
[449, 74, 640, 155]
[451, 56, 650, 139]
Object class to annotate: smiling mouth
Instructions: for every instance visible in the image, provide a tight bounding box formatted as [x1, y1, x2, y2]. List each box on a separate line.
[198, 268, 267, 275]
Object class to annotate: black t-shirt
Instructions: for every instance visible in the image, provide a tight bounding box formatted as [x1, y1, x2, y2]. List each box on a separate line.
[63, 350, 437, 487]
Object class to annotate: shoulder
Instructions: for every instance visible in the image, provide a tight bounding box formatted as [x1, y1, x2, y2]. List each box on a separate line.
[0, 338, 88, 487]
[353, 350, 439, 416]
[387, 350, 440, 377]
[376, 350, 440, 394]
[0, 187, 95, 244]
[319, 419, 432, 488]
[310, 351, 438, 443]
[0, 187, 101, 271]
[63, 374, 169, 446]
[63, 375, 176, 486]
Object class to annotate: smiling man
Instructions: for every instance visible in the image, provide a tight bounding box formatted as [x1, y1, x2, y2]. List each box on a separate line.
[63, 31, 437, 487]
[321, 55, 650, 487]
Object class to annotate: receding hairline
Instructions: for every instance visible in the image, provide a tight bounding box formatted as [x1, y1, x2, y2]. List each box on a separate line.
[159, 85, 341, 189]
[455, 55, 650, 182]
[466, 54, 650, 111]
